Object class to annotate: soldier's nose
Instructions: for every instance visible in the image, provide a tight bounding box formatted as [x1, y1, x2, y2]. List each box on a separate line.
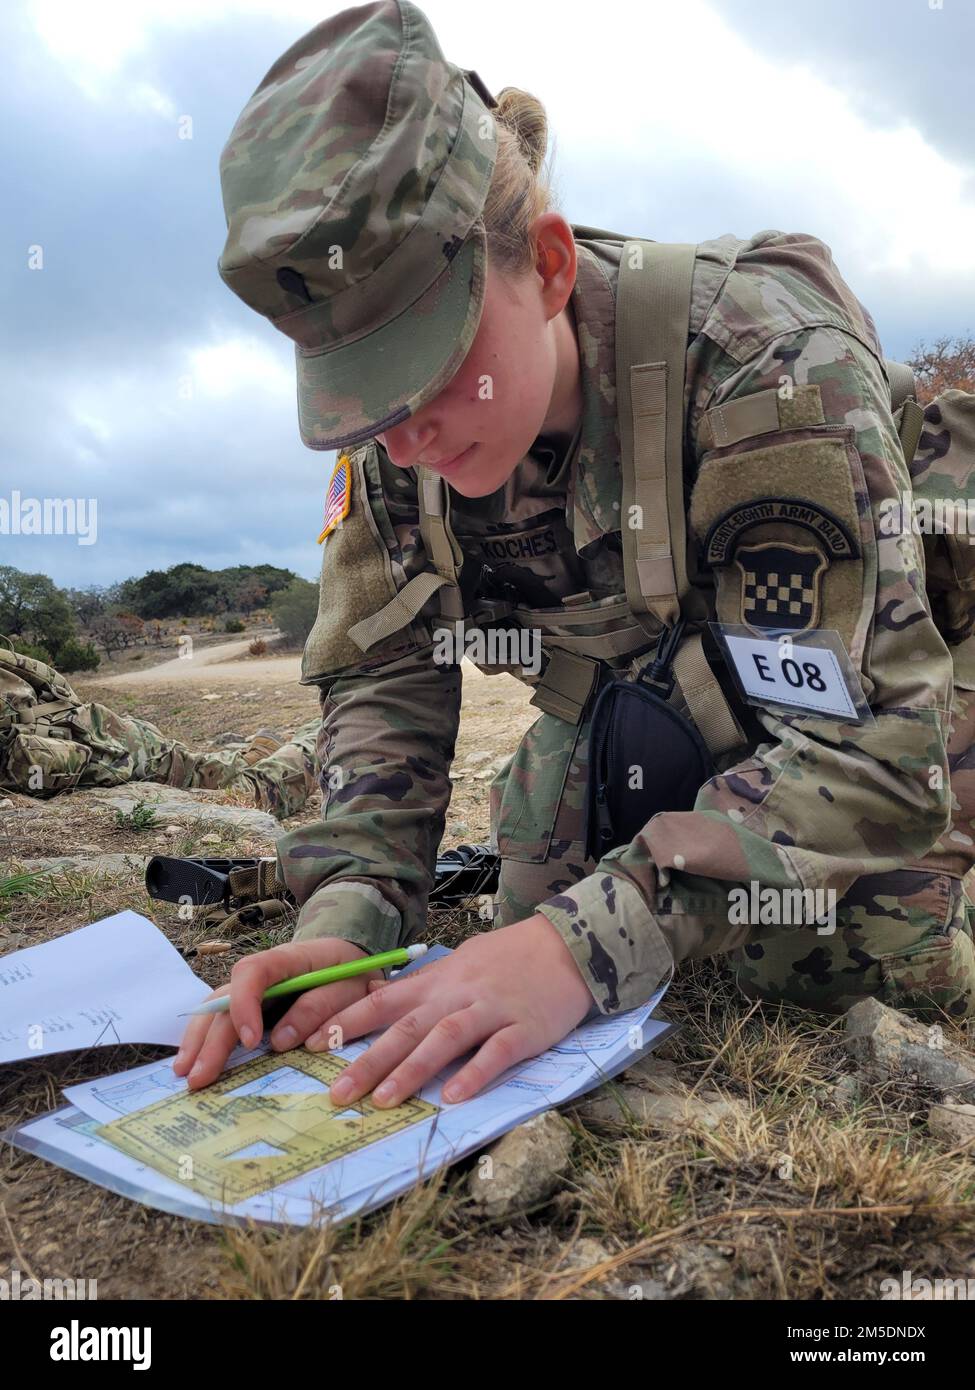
[379, 422, 437, 470]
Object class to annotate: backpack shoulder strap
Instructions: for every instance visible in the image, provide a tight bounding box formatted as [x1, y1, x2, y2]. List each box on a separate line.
[883, 358, 927, 465]
[414, 466, 465, 623]
[885, 358, 917, 414]
[346, 451, 464, 655]
[897, 398, 926, 467]
[616, 240, 745, 757]
[616, 240, 700, 632]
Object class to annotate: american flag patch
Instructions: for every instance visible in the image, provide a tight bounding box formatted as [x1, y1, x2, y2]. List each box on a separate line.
[317, 453, 352, 543]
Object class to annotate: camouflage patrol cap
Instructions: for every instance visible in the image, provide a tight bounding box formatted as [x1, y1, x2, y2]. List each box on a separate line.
[217, 0, 499, 451]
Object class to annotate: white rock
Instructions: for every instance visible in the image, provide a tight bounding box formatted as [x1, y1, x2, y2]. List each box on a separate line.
[90, 786, 285, 840]
[574, 1055, 746, 1130]
[466, 1110, 575, 1217]
[928, 1099, 975, 1145]
[830, 1075, 862, 1110]
[844, 998, 975, 1101]
[557, 1237, 613, 1272]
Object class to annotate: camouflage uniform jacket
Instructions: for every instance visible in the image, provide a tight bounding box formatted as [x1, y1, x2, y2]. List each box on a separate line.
[275, 226, 956, 1014]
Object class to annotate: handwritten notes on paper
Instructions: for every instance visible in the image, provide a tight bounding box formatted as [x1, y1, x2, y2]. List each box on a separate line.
[0, 911, 211, 1063]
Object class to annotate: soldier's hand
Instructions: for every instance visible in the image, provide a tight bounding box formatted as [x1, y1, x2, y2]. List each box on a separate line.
[172, 937, 378, 1090]
[312, 913, 594, 1109]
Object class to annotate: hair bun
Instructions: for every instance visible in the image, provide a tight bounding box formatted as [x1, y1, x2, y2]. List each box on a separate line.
[494, 87, 548, 175]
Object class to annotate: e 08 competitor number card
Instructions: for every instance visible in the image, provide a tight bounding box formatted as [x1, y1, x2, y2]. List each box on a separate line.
[708, 623, 874, 725]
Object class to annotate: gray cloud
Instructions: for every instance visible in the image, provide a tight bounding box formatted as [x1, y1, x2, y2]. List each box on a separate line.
[706, 0, 975, 173]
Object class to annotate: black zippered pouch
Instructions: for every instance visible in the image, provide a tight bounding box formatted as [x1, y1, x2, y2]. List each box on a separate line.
[582, 631, 717, 862]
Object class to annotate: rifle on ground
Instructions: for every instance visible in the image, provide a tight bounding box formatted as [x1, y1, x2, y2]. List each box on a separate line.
[144, 843, 501, 928]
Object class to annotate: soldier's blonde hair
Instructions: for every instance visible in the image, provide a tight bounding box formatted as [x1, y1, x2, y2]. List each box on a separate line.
[480, 87, 556, 275]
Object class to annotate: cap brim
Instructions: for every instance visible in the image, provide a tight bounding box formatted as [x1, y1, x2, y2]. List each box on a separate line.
[295, 231, 486, 452]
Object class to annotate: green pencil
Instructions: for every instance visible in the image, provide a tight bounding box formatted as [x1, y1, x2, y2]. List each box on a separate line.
[181, 943, 429, 1017]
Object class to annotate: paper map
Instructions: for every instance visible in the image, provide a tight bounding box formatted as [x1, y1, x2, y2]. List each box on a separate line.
[96, 1051, 437, 1203]
[4, 941, 677, 1227]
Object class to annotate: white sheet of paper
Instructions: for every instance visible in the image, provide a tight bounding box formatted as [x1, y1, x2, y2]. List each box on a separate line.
[0, 911, 211, 1062]
[8, 945, 675, 1228]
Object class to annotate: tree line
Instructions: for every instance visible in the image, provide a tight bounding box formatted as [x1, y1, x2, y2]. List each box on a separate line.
[0, 562, 319, 672]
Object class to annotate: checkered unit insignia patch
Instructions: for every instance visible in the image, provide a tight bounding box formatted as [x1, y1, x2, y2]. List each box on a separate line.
[733, 542, 828, 632]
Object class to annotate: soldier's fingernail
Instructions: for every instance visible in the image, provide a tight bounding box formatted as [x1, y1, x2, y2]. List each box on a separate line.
[305, 1030, 324, 1051]
[372, 1081, 395, 1104]
[240, 1025, 255, 1048]
[273, 1025, 297, 1049]
[442, 1083, 461, 1102]
[331, 1077, 357, 1102]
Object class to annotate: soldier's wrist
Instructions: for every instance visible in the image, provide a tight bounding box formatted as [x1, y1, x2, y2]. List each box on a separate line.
[536, 871, 673, 1015]
[291, 879, 403, 963]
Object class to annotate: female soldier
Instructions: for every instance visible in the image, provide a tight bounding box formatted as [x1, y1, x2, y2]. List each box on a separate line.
[176, 1, 973, 1107]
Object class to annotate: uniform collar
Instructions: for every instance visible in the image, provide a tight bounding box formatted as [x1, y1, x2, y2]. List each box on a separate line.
[564, 238, 623, 553]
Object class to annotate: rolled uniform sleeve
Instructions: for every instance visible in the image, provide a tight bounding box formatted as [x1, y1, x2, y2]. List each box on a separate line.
[537, 239, 955, 1014]
[275, 441, 462, 956]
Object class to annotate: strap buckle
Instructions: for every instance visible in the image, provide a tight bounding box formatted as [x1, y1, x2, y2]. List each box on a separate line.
[635, 616, 687, 700]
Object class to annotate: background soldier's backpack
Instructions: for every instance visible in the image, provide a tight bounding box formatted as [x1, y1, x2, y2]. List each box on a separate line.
[897, 387, 975, 900]
[0, 637, 90, 795]
[902, 387, 975, 675]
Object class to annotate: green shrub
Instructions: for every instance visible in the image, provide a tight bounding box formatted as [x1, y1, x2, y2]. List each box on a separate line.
[9, 637, 54, 665]
[55, 638, 100, 672]
[0, 871, 48, 923]
[114, 801, 158, 832]
[269, 577, 318, 646]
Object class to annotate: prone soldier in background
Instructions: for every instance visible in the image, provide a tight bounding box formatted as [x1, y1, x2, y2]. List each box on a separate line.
[0, 637, 321, 820]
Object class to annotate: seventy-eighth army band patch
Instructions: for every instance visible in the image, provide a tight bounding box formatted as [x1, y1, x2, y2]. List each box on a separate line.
[689, 436, 866, 650]
[318, 452, 352, 543]
[698, 491, 860, 638]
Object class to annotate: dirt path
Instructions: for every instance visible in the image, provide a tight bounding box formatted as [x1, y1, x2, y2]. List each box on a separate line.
[86, 637, 301, 687]
[87, 639, 500, 691]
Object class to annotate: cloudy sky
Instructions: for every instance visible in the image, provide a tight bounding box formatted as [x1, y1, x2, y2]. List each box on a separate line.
[4, 0, 974, 591]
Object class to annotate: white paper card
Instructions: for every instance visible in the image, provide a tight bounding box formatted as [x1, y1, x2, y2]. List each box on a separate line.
[718, 630, 862, 719]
